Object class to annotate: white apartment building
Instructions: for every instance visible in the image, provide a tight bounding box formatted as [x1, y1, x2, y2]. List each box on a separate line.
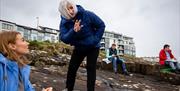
[0, 20, 59, 43]
[101, 31, 136, 56]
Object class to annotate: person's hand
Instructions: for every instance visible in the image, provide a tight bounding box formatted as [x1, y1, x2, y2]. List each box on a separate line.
[42, 87, 53, 91]
[74, 20, 83, 32]
[174, 58, 177, 60]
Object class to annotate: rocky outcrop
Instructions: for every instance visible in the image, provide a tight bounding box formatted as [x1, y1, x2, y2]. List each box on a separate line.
[26, 50, 71, 67]
[97, 58, 159, 75]
[97, 59, 180, 85]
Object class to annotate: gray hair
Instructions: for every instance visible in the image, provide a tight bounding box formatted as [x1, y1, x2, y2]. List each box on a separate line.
[58, 0, 78, 19]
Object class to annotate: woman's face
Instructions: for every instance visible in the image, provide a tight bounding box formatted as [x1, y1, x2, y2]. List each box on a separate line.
[67, 4, 76, 18]
[9, 34, 29, 56]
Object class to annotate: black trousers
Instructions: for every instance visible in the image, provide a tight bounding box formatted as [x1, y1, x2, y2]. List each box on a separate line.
[66, 47, 99, 91]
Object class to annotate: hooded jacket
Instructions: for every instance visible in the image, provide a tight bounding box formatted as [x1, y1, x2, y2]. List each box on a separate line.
[159, 49, 174, 65]
[59, 5, 105, 48]
[0, 53, 35, 91]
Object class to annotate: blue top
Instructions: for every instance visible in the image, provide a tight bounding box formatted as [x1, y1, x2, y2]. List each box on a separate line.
[59, 5, 105, 48]
[0, 53, 35, 91]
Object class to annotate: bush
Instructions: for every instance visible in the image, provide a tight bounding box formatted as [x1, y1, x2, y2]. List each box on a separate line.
[99, 50, 106, 59]
[29, 40, 73, 55]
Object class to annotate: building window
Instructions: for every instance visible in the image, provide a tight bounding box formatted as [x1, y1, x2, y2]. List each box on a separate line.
[51, 35, 55, 42]
[101, 43, 105, 47]
[31, 30, 38, 34]
[45, 33, 50, 36]
[24, 29, 30, 40]
[45, 29, 52, 33]
[2, 23, 13, 30]
[17, 27, 24, 32]
[101, 38, 105, 42]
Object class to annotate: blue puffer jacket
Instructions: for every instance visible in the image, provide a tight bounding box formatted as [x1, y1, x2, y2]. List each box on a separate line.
[59, 5, 105, 48]
[0, 53, 35, 91]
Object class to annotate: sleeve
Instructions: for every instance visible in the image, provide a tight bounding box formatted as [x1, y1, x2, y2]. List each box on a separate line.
[88, 11, 105, 44]
[169, 51, 175, 59]
[0, 63, 4, 91]
[159, 50, 167, 60]
[59, 19, 76, 44]
[22, 65, 35, 91]
[27, 80, 35, 91]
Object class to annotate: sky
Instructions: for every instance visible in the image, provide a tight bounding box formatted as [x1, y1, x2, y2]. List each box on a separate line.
[0, 0, 179, 57]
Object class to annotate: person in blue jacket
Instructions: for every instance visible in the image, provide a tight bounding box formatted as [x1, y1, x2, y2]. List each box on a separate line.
[106, 44, 129, 75]
[0, 31, 52, 91]
[58, 0, 105, 91]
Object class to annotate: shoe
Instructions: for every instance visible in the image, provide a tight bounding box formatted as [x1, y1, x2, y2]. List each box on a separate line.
[174, 70, 180, 74]
[123, 71, 130, 76]
[115, 72, 118, 74]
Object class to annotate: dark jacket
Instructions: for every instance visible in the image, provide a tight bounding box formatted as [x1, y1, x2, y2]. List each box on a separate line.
[109, 48, 117, 56]
[59, 5, 105, 48]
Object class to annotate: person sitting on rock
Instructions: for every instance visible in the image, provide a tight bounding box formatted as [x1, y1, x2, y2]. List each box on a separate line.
[0, 31, 52, 91]
[159, 44, 180, 74]
[106, 44, 129, 75]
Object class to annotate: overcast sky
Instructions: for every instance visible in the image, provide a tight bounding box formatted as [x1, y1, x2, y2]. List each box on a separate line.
[0, 0, 179, 57]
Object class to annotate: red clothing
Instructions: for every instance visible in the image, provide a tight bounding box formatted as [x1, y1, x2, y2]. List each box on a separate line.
[159, 49, 174, 65]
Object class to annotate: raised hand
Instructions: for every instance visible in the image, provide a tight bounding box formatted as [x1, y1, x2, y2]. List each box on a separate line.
[74, 20, 83, 32]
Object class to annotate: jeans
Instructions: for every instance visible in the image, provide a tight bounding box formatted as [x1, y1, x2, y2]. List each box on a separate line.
[109, 56, 127, 73]
[66, 47, 99, 91]
[165, 61, 180, 70]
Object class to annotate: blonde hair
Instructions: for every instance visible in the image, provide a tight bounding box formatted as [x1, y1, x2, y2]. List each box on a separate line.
[0, 31, 29, 66]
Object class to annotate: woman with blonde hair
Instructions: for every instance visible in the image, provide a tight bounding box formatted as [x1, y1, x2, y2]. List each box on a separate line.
[0, 31, 52, 91]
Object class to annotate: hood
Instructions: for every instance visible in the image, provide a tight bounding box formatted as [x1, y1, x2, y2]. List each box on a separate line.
[0, 53, 7, 64]
[0, 53, 18, 70]
[76, 5, 85, 14]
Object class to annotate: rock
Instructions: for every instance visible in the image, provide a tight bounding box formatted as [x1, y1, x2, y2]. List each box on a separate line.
[96, 80, 103, 86]
[27, 50, 70, 67]
[159, 72, 180, 85]
[34, 61, 45, 68]
[132, 84, 139, 88]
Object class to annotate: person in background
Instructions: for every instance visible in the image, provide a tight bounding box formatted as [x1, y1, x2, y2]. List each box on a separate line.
[159, 44, 180, 73]
[58, 0, 105, 90]
[106, 44, 129, 75]
[0, 31, 52, 91]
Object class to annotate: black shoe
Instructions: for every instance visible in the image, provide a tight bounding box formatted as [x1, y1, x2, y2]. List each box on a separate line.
[174, 70, 180, 74]
[115, 72, 118, 74]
